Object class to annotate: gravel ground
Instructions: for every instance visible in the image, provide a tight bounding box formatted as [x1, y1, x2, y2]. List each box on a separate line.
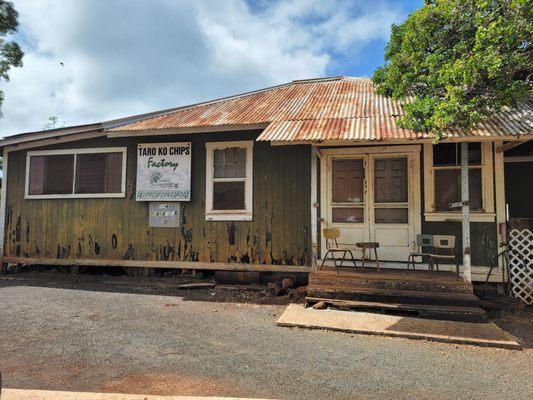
[0, 273, 532, 400]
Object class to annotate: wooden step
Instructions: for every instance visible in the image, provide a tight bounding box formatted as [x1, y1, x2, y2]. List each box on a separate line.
[307, 284, 479, 307]
[309, 276, 472, 295]
[305, 297, 487, 323]
[309, 272, 472, 295]
[311, 269, 461, 282]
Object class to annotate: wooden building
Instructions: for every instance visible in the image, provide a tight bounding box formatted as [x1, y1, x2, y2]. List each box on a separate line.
[1, 77, 531, 293]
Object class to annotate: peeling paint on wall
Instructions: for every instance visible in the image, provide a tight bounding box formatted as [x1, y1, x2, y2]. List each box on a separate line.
[2, 134, 313, 267]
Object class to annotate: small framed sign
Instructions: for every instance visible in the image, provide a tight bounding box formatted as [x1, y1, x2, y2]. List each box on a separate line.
[449, 201, 465, 209]
[149, 202, 181, 228]
[136, 142, 191, 201]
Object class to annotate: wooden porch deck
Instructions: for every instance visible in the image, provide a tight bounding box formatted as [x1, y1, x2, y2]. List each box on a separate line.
[307, 265, 485, 322]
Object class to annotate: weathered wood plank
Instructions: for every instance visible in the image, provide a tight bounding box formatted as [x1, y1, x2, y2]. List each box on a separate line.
[304, 297, 487, 322]
[2, 133, 312, 270]
[0, 256, 312, 272]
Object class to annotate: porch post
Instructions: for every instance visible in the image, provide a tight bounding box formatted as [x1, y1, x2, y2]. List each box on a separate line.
[461, 142, 472, 283]
[310, 146, 318, 271]
[0, 148, 8, 271]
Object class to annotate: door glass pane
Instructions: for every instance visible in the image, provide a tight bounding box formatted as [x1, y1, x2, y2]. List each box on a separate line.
[332, 159, 364, 203]
[375, 208, 408, 223]
[374, 157, 407, 203]
[434, 169, 482, 210]
[332, 207, 364, 223]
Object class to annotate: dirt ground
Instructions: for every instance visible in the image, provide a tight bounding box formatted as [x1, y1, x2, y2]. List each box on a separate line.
[0, 272, 532, 400]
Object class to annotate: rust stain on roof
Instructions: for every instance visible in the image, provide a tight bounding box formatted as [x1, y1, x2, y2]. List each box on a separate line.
[109, 76, 533, 141]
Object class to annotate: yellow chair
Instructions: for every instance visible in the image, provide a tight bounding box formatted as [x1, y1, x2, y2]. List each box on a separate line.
[320, 228, 358, 273]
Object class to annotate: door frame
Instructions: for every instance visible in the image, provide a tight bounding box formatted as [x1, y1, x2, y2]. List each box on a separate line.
[319, 145, 422, 261]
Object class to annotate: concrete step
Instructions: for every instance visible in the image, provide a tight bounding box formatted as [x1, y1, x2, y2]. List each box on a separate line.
[307, 284, 480, 307]
[305, 297, 487, 323]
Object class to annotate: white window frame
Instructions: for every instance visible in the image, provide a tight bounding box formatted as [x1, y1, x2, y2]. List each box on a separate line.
[205, 140, 253, 221]
[423, 142, 495, 222]
[25, 147, 127, 199]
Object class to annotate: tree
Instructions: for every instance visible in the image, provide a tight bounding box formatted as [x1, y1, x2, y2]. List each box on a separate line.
[0, 0, 23, 114]
[373, 0, 532, 137]
[43, 116, 65, 130]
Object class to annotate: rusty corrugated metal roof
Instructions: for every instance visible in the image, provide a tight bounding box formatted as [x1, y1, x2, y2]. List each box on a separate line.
[108, 76, 533, 141]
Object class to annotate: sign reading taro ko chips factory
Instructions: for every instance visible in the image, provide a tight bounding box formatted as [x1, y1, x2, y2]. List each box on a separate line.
[136, 142, 191, 201]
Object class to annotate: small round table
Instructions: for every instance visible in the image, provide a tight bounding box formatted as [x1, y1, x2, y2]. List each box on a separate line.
[356, 242, 381, 272]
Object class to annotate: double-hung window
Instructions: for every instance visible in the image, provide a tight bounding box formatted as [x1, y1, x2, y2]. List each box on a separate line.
[25, 148, 127, 199]
[424, 142, 494, 221]
[205, 141, 253, 221]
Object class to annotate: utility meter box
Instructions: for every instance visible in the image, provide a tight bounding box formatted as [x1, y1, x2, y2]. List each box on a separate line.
[149, 202, 180, 228]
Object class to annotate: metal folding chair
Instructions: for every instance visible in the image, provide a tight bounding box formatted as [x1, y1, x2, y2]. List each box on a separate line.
[320, 228, 357, 273]
[407, 234, 434, 273]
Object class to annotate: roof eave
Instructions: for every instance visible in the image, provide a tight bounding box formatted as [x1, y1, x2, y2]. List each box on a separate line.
[0, 123, 103, 150]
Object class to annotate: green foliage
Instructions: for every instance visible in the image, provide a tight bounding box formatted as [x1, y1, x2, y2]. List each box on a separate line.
[0, 0, 23, 113]
[43, 116, 65, 130]
[373, 0, 532, 138]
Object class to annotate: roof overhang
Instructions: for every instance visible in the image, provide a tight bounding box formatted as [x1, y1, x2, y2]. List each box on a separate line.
[267, 134, 533, 146]
[0, 123, 102, 151]
[1, 76, 530, 151]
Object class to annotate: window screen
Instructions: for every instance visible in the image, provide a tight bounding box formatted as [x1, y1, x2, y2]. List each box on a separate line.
[28, 154, 74, 195]
[374, 158, 407, 203]
[435, 169, 482, 210]
[75, 152, 123, 194]
[332, 159, 364, 203]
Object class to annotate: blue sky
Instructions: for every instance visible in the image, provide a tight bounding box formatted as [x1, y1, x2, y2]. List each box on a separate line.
[1, 0, 422, 136]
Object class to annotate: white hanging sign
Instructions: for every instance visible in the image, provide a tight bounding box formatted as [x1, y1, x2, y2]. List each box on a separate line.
[136, 142, 191, 201]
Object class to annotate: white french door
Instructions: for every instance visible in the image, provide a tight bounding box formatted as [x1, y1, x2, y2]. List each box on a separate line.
[321, 146, 421, 263]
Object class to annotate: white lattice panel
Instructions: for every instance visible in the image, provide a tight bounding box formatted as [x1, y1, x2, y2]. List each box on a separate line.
[508, 229, 533, 305]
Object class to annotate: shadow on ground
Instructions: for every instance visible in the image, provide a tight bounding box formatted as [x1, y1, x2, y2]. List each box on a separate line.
[0, 270, 294, 306]
[489, 309, 533, 348]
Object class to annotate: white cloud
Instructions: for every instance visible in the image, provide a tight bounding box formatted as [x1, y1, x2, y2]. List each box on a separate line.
[0, 0, 407, 136]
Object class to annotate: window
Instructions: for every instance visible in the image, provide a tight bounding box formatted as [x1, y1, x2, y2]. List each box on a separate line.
[26, 148, 127, 199]
[423, 142, 495, 222]
[205, 141, 253, 220]
[433, 143, 482, 211]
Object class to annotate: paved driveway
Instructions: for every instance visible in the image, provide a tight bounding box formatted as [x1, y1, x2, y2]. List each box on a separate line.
[0, 274, 531, 400]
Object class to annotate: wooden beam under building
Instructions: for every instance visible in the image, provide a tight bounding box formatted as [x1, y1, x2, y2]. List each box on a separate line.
[0, 256, 312, 273]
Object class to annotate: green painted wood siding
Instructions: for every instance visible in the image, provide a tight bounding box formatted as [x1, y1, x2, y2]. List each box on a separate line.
[3, 131, 312, 266]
